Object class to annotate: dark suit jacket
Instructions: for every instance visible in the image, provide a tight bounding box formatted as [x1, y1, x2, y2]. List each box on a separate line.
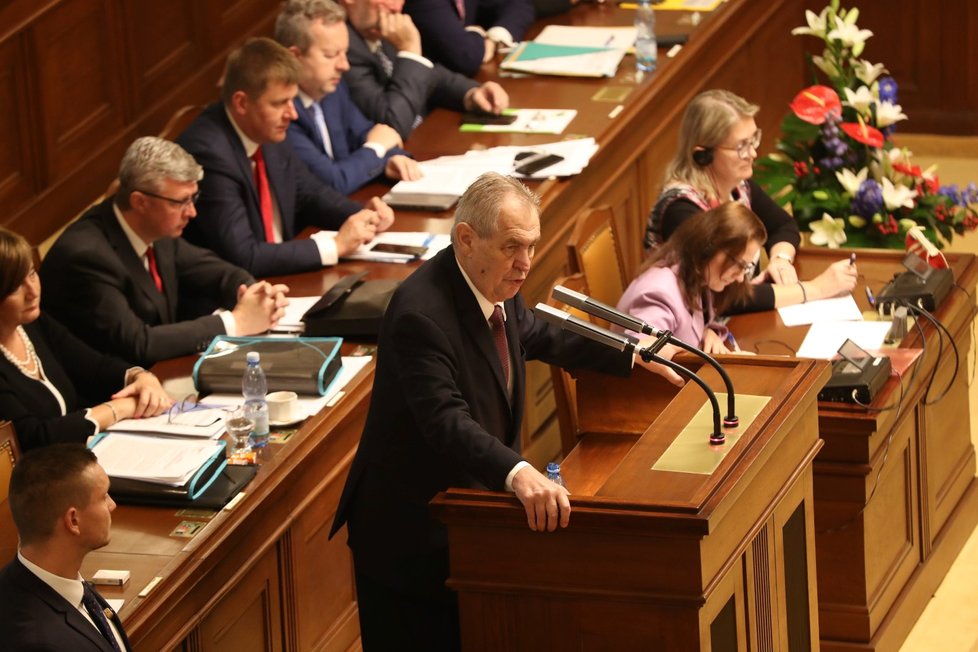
[403, 0, 534, 76]
[287, 81, 409, 194]
[177, 103, 362, 277]
[330, 247, 631, 592]
[0, 315, 129, 452]
[345, 24, 476, 141]
[40, 198, 253, 367]
[0, 557, 132, 651]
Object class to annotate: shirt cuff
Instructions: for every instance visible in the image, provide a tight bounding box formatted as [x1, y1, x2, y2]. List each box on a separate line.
[218, 310, 237, 336]
[487, 26, 515, 47]
[397, 51, 433, 68]
[465, 25, 487, 38]
[504, 460, 531, 491]
[362, 142, 387, 158]
[310, 230, 340, 266]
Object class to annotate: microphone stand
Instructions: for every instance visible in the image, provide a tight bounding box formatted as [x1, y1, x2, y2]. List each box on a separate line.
[534, 304, 729, 445]
[552, 285, 739, 430]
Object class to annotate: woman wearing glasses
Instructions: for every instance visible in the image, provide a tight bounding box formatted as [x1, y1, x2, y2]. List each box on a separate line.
[0, 227, 171, 452]
[620, 203, 764, 354]
[646, 89, 855, 310]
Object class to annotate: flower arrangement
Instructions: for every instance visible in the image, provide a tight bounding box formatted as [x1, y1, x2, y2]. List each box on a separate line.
[754, 1, 978, 250]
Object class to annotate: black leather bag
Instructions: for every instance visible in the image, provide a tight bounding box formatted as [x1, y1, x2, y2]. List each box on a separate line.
[302, 272, 399, 338]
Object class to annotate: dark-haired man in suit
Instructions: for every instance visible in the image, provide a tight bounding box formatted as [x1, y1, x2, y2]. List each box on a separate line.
[341, 0, 508, 140]
[41, 136, 288, 367]
[0, 444, 130, 651]
[178, 37, 395, 277]
[330, 173, 683, 650]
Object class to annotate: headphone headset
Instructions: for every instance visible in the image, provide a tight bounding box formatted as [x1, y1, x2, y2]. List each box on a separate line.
[692, 147, 714, 167]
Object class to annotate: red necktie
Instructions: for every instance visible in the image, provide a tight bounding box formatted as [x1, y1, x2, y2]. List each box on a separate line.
[489, 305, 510, 386]
[455, 0, 465, 20]
[145, 245, 163, 293]
[252, 148, 275, 243]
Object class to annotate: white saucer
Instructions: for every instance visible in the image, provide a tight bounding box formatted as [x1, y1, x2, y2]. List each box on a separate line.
[268, 416, 305, 428]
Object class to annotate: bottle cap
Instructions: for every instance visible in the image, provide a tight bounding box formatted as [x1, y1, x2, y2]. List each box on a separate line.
[246, 351, 260, 363]
[546, 462, 560, 473]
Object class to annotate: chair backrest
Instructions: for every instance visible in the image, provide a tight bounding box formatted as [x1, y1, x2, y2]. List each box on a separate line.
[546, 273, 592, 456]
[566, 206, 628, 328]
[0, 421, 20, 504]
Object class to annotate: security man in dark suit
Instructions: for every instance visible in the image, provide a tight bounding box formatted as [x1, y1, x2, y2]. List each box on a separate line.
[41, 136, 289, 367]
[0, 444, 130, 651]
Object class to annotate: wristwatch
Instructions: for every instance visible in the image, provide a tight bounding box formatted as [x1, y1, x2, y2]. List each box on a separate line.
[773, 252, 795, 264]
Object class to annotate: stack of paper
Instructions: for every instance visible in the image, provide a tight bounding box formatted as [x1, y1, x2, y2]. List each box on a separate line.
[343, 231, 451, 263]
[93, 433, 224, 486]
[460, 109, 577, 135]
[108, 404, 229, 439]
[501, 26, 636, 77]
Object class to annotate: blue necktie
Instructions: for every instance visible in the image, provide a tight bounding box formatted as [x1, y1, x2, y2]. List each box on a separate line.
[310, 101, 333, 158]
[82, 582, 123, 652]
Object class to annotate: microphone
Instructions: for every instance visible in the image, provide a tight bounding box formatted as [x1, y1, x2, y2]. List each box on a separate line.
[534, 304, 728, 444]
[552, 285, 739, 429]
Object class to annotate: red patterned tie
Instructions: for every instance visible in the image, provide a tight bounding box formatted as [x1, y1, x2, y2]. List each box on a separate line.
[252, 148, 275, 243]
[489, 305, 510, 386]
[145, 245, 163, 293]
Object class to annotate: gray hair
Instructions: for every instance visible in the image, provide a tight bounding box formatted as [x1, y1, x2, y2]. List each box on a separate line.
[665, 89, 759, 203]
[275, 0, 347, 52]
[452, 173, 540, 245]
[116, 137, 203, 210]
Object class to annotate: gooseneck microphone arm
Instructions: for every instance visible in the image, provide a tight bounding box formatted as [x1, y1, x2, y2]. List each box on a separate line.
[552, 285, 739, 429]
[534, 304, 728, 445]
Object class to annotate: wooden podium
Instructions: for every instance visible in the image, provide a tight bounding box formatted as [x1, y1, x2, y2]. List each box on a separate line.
[432, 356, 829, 651]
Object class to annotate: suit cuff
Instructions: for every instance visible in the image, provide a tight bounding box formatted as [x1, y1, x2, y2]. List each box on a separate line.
[218, 310, 237, 336]
[505, 460, 531, 491]
[310, 231, 340, 265]
[487, 26, 515, 47]
[397, 51, 433, 68]
[362, 142, 387, 158]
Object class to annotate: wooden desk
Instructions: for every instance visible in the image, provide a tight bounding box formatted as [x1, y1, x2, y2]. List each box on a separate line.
[729, 248, 978, 651]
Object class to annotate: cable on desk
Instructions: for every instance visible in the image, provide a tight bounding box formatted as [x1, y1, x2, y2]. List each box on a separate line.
[905, 300, 960, 405]
[750, 339, 795, 356]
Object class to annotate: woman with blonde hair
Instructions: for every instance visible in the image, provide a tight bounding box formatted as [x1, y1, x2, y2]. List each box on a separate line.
[645, 89, 856, 310]
[0, 228, 171, 451]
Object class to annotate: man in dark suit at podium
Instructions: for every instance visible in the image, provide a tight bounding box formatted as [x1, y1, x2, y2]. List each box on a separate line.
[341, 0, 509, 140]
[178, 37, 395, 277]
[41, 137, 288, 367]
[331, 173, 682, 650]
[0, 444, 130, 651]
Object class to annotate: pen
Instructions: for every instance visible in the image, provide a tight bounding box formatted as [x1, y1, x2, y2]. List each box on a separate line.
[726, 331, 740, 352]
[603, 35, 614, 47]
[422, 233, 435, 247]
[865, 286, 876, 308]
[849, 252, 857, 266]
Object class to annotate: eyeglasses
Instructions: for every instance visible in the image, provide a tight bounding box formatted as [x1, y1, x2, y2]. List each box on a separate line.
[716, 129, 762, 160]
[139, 189, 200, 210]
[167, 394, 224, 426]
[725, 253, 757, 277]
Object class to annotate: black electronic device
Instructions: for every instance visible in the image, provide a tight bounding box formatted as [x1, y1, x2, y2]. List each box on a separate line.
[876, 251, 953, 316]
[370, 242, 428, 258]
[818, 339, 892, 404]
[460, 111, 518, 126]
[514, 151, 564, 176]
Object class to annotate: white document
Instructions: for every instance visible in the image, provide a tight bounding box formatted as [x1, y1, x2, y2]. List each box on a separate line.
[777, 294, 863, 327]
[92, 433, 224, 485]
[534, 25, 638, 50]
[795, 321, 893, 359]
[274, 296, 322, 333]
[107, 403, 231, 439]
[463, 109, 578, 135]
[343, 232, 452, 263]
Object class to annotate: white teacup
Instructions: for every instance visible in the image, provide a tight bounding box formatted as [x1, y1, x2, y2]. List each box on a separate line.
[267, 390, 301, 424]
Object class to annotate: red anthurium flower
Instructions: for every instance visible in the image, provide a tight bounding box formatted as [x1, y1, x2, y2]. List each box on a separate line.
[893, 163, 923, 177]
[841, 121, 884, 147]
[790, 85, 842, 125]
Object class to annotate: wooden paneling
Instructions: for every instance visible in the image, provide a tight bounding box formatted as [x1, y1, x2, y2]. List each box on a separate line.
[200, 0, 276, 53]
[0, 37, 34, 207]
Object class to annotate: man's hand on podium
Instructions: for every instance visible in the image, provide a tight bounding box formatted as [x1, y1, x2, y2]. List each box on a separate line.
[512, 465, 571, 532]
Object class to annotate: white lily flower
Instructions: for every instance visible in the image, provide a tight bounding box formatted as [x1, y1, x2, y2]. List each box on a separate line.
[876, 101, 908, 127]
[812, 55, 839, 78]
[882, 177, 917, 211]
[922, 164, 937, 181]
[791, 8, 829, 38]
[887, 147, 911, 166]
[809, 213, 847, 249]
[827, 22, 873, 49]
[854, 59, 886, 85]
[836, 168, 868, 195]
[843, 86, 875, 117]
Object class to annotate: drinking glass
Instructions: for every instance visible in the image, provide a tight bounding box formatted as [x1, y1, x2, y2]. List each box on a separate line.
[225, 407, 255, 455]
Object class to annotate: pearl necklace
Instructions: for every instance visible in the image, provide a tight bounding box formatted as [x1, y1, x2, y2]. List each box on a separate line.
[0, 326, 40, 378]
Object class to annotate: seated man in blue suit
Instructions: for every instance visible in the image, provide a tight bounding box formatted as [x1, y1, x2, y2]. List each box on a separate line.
[277, 0, 423, 194]
[178, 38, 395, 277]
[342, 0, 509, 140]
[0, 444, 131, 651]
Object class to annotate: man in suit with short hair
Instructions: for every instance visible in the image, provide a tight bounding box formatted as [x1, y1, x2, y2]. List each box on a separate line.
[341, 0, 508, 140]
[276, 0, 422, 194]
[41, 137, 288, 367]
[178, 37, 395, 277]
[0, 444, 130, 651]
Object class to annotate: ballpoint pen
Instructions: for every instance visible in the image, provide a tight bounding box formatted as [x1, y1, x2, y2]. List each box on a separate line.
[726, 331, 740, 352]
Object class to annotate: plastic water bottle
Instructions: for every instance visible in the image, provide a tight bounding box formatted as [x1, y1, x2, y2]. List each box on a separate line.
[634, 0, 657, 74]
[242, 351, 269, 448]
[546, 462, 566, 488]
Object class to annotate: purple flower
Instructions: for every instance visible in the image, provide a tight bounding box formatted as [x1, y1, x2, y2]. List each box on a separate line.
[852, 179, 883, 217]
[879, 76, 898, 103]
[818, 114, 848, 170]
